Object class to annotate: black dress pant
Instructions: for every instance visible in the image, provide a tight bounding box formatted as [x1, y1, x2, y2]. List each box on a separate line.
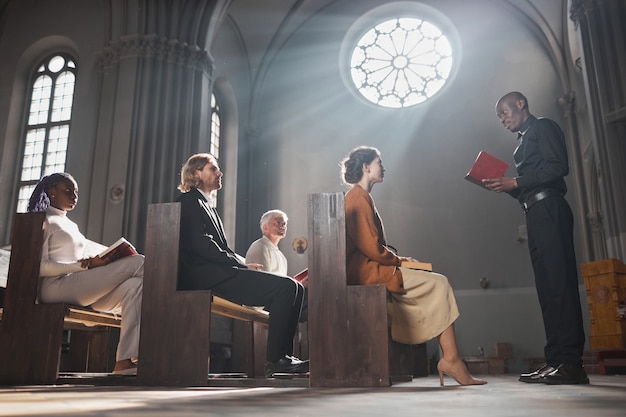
[211, 269, 304, 363]
[526, 195, 585, 367]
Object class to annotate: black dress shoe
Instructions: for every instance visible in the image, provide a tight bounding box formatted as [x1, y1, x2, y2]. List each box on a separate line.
[519, 363, 556, 383]
[544, 364, 589, 385]
[265, 355, 309, 378]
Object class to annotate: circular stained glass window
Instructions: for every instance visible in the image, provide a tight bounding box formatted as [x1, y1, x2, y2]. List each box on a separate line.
[350, 17, 454, 108]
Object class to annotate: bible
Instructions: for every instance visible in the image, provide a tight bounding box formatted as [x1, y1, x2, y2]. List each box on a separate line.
[401, 261, 433, 271]
[464, 151, 510, 189]
[98, 237, 138, 264]
[294, 268, 308, 282]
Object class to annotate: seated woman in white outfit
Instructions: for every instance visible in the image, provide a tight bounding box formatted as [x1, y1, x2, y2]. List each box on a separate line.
[28, 173, 143, 375]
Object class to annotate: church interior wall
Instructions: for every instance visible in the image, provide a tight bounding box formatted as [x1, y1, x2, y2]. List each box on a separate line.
[236, 0, 590, 370]
[1, 0, 612, 372]
[0, 1, 110, 240]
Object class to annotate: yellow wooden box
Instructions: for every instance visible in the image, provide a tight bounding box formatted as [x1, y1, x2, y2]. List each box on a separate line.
[581, 258, 626, 349]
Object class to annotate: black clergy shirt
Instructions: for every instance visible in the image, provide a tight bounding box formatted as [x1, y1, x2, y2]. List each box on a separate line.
[507, 114, 569, 204]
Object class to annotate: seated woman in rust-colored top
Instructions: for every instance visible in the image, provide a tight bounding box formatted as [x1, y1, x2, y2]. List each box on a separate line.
[341, 146, 486, 387]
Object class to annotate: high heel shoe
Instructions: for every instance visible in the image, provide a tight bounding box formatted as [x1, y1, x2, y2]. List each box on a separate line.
[437, 358, 487, 386]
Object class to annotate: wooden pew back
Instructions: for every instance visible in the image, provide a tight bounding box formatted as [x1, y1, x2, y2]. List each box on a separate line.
[307, 192, 393, 387]
[138, 202, 213, 386]
[0, 213, 120, 385]
[138, 203, 270, 386]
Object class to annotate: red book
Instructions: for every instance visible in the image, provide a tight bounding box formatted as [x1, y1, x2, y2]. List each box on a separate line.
[293, 268, 308, 282]
[464, 151, 510, 189]
[97, 237, 138, 264]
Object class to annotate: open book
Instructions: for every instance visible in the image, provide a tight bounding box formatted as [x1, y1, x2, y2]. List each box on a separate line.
[401, 261, 433, 271]
[97, 237, 138, 264]
[293, 268, 308, 282]
[464, 151, 510, 189]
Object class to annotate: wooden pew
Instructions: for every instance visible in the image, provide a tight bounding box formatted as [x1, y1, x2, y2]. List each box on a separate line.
[0, 212, 122, 386]
[307, 192, 416, 387]
[137, 203, 269, 386]
[0, 207, 270, 387]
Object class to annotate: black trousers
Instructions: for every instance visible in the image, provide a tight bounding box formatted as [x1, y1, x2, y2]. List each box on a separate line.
[211, 269, 305, 363]
[526, 195, 585, 367]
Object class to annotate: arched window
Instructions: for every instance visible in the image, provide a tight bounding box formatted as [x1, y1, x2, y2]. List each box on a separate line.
[351, 18, 453, 108]
[208, 91, 221, 207]
[210, 92, 221, 160]
[342, 3, 459, 109]
[16, 54, 76, 212]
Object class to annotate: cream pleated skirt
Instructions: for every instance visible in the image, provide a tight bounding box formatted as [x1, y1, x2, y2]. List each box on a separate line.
[388, 267, 460, 345]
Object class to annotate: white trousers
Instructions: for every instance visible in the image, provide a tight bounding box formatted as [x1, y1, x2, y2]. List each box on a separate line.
[39, 255, 144, 361]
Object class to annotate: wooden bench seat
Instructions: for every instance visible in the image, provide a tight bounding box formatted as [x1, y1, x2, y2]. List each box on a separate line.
[211, 296, 268, 324]
[0, 305, 122, 329]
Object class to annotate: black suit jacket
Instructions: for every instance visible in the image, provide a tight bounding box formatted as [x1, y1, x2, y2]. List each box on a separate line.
[176, 188, 247, 290]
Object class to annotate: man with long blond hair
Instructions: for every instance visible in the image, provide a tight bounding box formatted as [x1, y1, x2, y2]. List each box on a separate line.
[176, 153, 308, 378]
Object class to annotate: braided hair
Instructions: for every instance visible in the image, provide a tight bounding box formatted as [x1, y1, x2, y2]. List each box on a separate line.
[27, 172, 75, 212]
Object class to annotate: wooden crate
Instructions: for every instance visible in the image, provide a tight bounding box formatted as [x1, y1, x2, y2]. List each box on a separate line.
[487, 358, 506, 374]
[581, 258, 626, 349]
[463, 358, 489, 375]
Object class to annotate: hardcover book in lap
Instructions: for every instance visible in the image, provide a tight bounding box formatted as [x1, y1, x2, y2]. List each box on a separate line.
[401, 261, 433, 271]
[98, 237, 138, 264]
[294, 268, 308, 282]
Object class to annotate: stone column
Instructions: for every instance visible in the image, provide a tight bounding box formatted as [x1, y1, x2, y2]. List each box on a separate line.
[89, 34, 214, 249]
[558, 91, 606, 261]
[569, 0, 626, 261]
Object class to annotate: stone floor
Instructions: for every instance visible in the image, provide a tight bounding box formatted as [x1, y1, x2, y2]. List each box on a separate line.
[1, 374, 625, 417]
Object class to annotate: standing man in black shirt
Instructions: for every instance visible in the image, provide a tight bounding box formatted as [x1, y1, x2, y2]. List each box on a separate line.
[484, 91, 588, 385]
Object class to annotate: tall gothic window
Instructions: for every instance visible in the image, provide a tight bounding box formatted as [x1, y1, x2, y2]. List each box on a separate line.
[210, 92, 221, 159]
[16, 54, 76, 212]
[209, 92, 221, 207]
